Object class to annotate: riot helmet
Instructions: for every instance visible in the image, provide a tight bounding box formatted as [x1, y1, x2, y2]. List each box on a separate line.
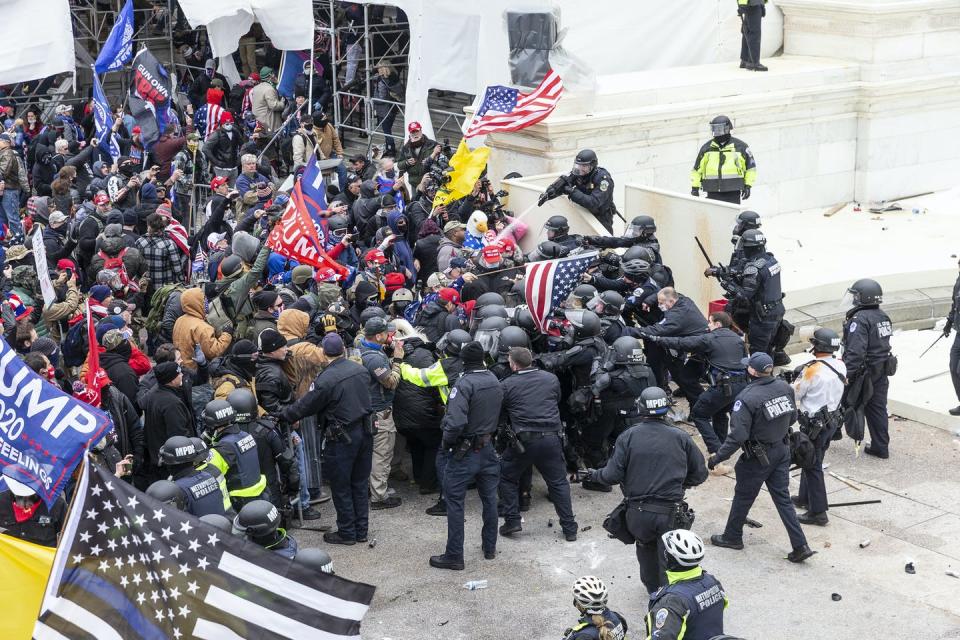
[227, 388, 259, 424]
[573, 149, 598, 177]
[199, 513, 234, 533]
[596, 291, 624, 316]
[564, 309, 602, 338]
[475, 292, 506, 309]
[528, 240, 569, 262]
[146, 480, 187, 510]
[625, 215, 656, 239]
[158, 435, 199, 467]
[622, 245, 657, 264]
[637, 386, 670, 417]
[233, 499, 281, 539]
[515, 307, 537, 336]
[612, 336, 645, 365]
[296, 547, 335, 574]
[475, 316, 508, 356]
[709, 115, 733, 138]
[846, 278, 883, 306]
[437, 329, 472, 356]
[810, 327, 841, 353]
[203, 399, 236, 431]
[498, 325, 531, 353]
[732, 210, 761, 239]
[477, 304, 509, 321]
[545, 215, 570, 240]
[568, 283, 599, 309]
[599, 251, 621, 279]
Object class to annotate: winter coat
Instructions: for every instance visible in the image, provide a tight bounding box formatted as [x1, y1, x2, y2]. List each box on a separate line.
[100, 342, 141, 413]
[392, 338, 443, 433]
[250, 82, 285, 133]
[173, 287, 233, 371]
[140, 383, 193, 484]
[255, 357, 295, 419]
[277, 309, 325, 398]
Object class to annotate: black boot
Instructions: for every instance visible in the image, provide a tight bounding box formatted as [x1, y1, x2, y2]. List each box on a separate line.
[710, 534, 744, 550]
[425, 499, 447, 516]
[429, 554, 464, 570]
[787, 545, 816, 563]
[798, 511, 829, 526]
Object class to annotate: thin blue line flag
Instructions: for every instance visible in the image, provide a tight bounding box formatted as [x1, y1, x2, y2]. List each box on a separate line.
[94, 0, 135, 74]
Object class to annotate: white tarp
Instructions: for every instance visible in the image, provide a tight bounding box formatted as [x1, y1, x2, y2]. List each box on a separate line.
[0, 0, 75, 85]
[177, 0, 313, 58]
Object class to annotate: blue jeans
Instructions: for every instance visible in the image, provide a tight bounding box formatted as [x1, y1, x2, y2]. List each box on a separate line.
[329, 152, 348, 189]
[1, 188, 21, 237]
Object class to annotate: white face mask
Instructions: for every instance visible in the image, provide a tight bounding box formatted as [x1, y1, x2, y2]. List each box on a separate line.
[222, 124, 233, 132]
[658, 303, 668, 312]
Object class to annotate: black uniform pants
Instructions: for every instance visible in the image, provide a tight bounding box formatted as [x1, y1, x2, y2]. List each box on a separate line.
[582, 410, 627, 467]
[406, 428, 442, 492]
[740, 4, 763, 64]
[951, 331, 960, 403]
[323, 423, 373, 541]
[625, 507, 674, 594]
[798, 427, 835, 515]
[498, 433, 577, 536]
[707, 191, 741, 205]
[648, 346, 703, 402]
[690, 382, 747, 453]
[441, 443, 500, 559]
[747, 311, 781, 355]
[723, 442, 807, 550]
[865, 370, 890, 454]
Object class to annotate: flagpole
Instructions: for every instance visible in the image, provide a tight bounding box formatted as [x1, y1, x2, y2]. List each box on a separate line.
[308, 25, 316, 116]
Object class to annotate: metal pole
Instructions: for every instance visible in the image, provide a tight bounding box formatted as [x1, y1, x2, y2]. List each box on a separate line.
[363, 3, 373, 153]
[328, 0, 340, 131]
[257, 101, 307, 162]
[308, 7, 315, 116]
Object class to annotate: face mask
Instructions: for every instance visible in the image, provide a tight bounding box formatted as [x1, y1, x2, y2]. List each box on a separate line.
[658, 303, 668, 312]
[271, 310, 281, 319]
[187, 142, 198, 152]
[223, 124, 233, 132]
[44, 366, 56, 381]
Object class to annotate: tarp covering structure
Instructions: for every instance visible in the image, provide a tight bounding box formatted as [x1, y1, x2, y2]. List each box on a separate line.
[0, 0, 75, 86]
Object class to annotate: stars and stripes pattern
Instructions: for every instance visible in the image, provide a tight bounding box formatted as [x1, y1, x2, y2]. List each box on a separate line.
[464, 69, 563, 138]
[34, 460, 375, 640]
[524, 251, 598, 333]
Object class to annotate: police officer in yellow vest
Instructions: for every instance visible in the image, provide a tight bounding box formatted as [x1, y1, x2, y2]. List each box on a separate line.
[202, 399, 268, 511]
[738, 0, 768, 71]
[690, 115, 756, 205]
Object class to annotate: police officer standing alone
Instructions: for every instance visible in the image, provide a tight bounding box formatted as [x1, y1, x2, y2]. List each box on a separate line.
[283, 333, 374, 545]
[708, 353, 815, 563]
[943, 258, 960, 416]
[498, 347, 578, 543]
[429, 342, 504, 570]
[790, 328, 846, 526]
[738, 0, 768, 71]
[841, 278, 895, 458]
[646, 530, 727, 640]
[690, 116, 756, 204]
[583, 387, 708, 595]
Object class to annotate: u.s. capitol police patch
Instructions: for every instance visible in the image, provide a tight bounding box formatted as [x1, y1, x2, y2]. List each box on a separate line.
[655, 608, 669, 628]
[449, 387, 458, 399]
[732, 400, 743, 412]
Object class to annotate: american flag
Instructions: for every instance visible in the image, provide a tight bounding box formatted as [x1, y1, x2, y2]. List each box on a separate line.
[34, 460, 375, 639]
[464, 69, 563, 138]
[524, 251, 598, 333]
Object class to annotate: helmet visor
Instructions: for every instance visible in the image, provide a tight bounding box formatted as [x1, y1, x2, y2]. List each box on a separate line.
[474, 330, 500, 357]
[573, 162, 592, 177]
[563, 309, 586, 327]
[840, 289, 856, 308]
[710, 122, 731, 137]
[624, 223, 643, 239]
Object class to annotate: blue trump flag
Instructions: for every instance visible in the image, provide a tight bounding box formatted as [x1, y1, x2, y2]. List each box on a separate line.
[92, 75, 121, 161]
[300, 155, 329, 245]
[94, 0, 135, 74]
[277, 50, 310, 99]
[0, 337, 113, 508]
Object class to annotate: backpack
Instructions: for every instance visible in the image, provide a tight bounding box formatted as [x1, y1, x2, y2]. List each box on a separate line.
[789, 428, 817, 470]
[62, 320, 88, 367]
[99, 248, 139, 292]
[145, 282, 185, 335]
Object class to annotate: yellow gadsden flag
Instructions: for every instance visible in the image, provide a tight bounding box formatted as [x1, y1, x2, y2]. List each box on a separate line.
[432, 140, 490, 209]
[0, 532, 55, 637]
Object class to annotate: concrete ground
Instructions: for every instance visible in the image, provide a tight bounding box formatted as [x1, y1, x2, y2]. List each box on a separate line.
[293, 414, 960, 640]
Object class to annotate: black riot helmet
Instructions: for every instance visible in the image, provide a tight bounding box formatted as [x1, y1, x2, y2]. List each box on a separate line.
[528, 240, 568, 262]
[199, 513, 234, 533]
[478, 316, 508, 332]
[477, 304, 509, 321]
[596, 290, 624, 316]
[296, 547, 335, 574]
[848, 278, 883, 306]
[475, 292, 506, 309]
[233, 499, 281, 538]
[599, 251, 621, 278]
[158, 435, 199, 467]
[226, 388, 259, 425]
[569, 283, 598, 309]
[498, 325, 531, 353]
[573, 149, 598, 176]
[511, 279, 526, 304]
[545, 215, 570, 239]
[438, 329, 472, 356]
[733, 210, 761, 238]
[622, 258, 651, 279]
[738, 228, 766, 248]
[189, 437, 209, 465]
[622, 245, 657, 264]
[810, 327, 841, 353]
[709, 115, 733, 138]
[637, 386, 671, 417]
[515, 307, 537, 336]
[626, 215, 656, 239]
[203, 399, 236, 431]
[564, 309, 602, 338]
[612, 336, 645, 365]
[359, 306, 388, 325]
[476, 316, 508, 356]
[146, 480, 187, 510]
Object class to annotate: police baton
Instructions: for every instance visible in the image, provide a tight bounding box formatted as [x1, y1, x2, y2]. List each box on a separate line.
[919, 332, 944, 359]
[739, 12, 756, 66]
[826, 499, 881, 508]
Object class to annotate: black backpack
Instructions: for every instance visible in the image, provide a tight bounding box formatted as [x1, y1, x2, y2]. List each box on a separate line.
[789, 428, 817, 470]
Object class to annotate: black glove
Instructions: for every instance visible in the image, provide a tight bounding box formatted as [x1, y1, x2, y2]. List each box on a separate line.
[737, 5, 747, 16]
[691, 187, 700, 197]
[221, 322, 235, 336]
[562, 183, 575, 195]
[741, 185, 751, 200]
[707, 455, 718, 470]
[582, 468, 597, 483]
[944, 321, 953, 338]
[286, 468, 301, 496]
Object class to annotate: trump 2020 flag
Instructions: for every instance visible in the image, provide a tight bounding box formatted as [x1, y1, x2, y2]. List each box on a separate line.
[128, 48, 174, 150]
[34, 459, 376, 639]
[300, 155, 329, 246]
[0, 336, 113, 508]
[94, 0, 135, 74]
[524, 251, 598, 333]
[92, 75, 121, 161]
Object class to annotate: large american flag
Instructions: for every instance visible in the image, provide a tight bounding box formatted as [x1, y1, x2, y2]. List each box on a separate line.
[34, 460, 375, 639]
[463, 69, 563, 138]
[524, 251, 598, 333]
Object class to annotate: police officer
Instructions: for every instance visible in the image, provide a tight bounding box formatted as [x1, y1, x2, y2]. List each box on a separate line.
[565, 149, 619, 234]
[637, 287, 709, 402]
[646, 530, 727, 640]
[593, 291, 630, 345]
[583, 387, 708, 594]
[227, 389, 300, 511]
[430, 342, 503, 570]
[706, 211, 763, 332]
[646, 311, 748, 454]
[841, 278, 895, 458]
[791, 328, 846, 526]
[708, 352, 815, 563]
[146, 480, 189, 510]
[718, 229, 787, 362]
[586, 336, 654, 483]
[585, 214, 660, 257]
[283, 333, 373, 545]
[738, 0, 768, 71]
[944, 258, 960, 415]
[233, 499, 299, 559]
[157, 435, 233, 517]
[690, 116, 757, 204]
[490, 326, 531, 380]
[544, 215, 584, 252]
[563, 576, 629, 640]
[203, 399, 268, 511]
[498, 346, 578, 541]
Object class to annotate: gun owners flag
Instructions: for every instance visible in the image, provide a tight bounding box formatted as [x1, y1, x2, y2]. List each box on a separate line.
[92, 74, 122, 161]
[33, 459, 375, 639]
[128, 48, 174, 150]
[464, 68, 563, 138]
[524, 251, 599, 333]
[0, 336, 113, 508]
[94, 0, 135, 74]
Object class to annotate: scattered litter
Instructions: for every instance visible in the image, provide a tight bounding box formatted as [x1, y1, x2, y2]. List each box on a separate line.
[853, 202, 861, 212]
[744, 518, 762, 529]
[368, 538, 377, 548]
[548, 519, 554, 528]
[580, 526, 592, 532]
[463, 580, 488, 591]
[951, 428, 960, 438]
[438, 620, 449, 626]
[869, 202, 902, 213]
[905, 562, 916, 574]
[859, 539, 871, 549]
[823, 541, 832, 548]
[831, 593, 842, 601]
[946, 571, 959, 579]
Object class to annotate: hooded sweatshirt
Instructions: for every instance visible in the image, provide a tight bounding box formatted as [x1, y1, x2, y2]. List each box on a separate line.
[173, 288, 233, 371]
[386, 210, 416, 283]
[277, 309, 325, 397]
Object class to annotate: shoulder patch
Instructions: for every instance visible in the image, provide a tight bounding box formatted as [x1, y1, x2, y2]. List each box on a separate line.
[732, 400, 742, 412]
[448, 387, 458, 400]
[599, 180, 609, 192]
[848, 321, 858, 333]
[655, 608, 669, 628]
